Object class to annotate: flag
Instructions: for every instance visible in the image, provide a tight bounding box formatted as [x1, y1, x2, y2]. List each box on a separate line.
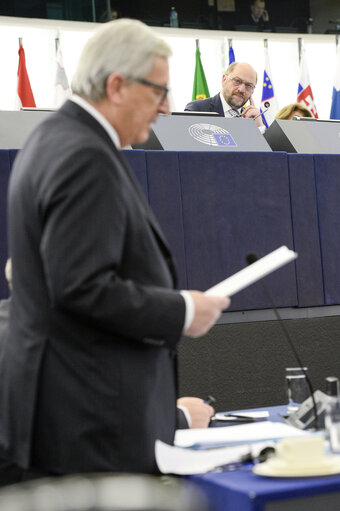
[330, 45, 340, 119]
[17, 44, 36, 108]
[297, 43, 318, 118]
[260, 46, 278, 128]
[192, 46, 210, 100]
[167, 77, 176, 112]
[54, 40, 71, 108]
[229, 45, 235, 65]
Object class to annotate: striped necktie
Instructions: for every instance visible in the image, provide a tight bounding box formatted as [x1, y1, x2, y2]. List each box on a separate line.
[227, 108, 241, 118]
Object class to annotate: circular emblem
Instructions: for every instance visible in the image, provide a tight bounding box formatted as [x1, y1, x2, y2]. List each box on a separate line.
[188, 123, 234, 146]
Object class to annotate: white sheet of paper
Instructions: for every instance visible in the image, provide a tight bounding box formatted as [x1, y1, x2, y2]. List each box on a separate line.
[213, 411, 269, 421]
[155, 432, 307, 475]
[174, 421, 309, 449]
[205, 245, 297, 297]
[155, 440, 251, 475]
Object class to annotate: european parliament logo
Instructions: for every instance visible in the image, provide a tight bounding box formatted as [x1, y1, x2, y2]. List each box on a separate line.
[213, 133, 236, 146]
[188, 123, 237, 147]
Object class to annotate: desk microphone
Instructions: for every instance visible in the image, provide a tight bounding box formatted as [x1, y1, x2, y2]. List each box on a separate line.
[246, 253, 319, 430]
[253, 101, 270, 120]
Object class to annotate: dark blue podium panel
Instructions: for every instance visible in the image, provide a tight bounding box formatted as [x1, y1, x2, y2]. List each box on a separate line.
[144, 151, 187, 290]
[0, 151, 11, 299]
[288, 154, 324, 307]
[314, 154, 340, 305]
[8, 149, 19, 169]
[124, 150, 187, 288]
[178, 151, 297, 310]
[123, 150, 148, 199]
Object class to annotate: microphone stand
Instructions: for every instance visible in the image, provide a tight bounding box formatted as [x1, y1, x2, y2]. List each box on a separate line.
[246, 254, 319, 431]
[253, 101, 271, 121]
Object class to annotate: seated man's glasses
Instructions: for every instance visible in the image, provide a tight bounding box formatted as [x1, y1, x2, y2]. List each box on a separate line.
[226, 75, 256, 92]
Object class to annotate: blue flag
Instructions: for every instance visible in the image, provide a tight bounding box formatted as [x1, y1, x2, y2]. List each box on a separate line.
[229, 46, 235, 65]
[330, 47, 340, 119]
[261, 70, 273, 102]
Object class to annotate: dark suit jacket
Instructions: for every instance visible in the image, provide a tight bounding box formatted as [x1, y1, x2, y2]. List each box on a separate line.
[0, 299, 9, 350]
[185, 93, 224, 116]
[238, 12, 272, 32]
[0, 100, 185, 475]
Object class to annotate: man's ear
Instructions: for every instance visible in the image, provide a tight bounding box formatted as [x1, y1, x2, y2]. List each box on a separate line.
[106, 72, 127, 104]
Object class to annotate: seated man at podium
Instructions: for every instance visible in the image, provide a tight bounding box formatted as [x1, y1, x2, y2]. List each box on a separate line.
[185, 62, 265, 133]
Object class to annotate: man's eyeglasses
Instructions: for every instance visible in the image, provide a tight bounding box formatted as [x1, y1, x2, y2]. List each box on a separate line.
[126, 77, 169, 103]
[226, 75, 256, 92]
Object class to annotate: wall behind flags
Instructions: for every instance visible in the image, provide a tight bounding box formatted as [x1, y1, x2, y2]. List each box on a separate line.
[0, 15, 337, 119]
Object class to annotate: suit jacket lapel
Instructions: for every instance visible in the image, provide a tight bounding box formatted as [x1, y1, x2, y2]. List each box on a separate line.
[210, 94, 224, 116]
[61, 101, 158, 225]
[116, 149, 178, 286]
[60, 101, 177, 286]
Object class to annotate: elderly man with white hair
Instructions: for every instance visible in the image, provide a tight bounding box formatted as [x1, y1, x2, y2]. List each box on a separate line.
[0, 19, 229, 482]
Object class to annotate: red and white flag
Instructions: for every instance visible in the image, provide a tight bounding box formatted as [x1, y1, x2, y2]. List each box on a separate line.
[17, 44, 36, 108]
[54, 40, 71, 108]
[297, 43, 318, 118]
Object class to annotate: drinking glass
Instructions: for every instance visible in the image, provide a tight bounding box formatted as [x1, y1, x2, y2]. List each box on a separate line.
[285, 367, 309, 412]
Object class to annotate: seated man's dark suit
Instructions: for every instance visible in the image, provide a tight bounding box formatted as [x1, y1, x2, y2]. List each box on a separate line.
[185, 93, 224, 116]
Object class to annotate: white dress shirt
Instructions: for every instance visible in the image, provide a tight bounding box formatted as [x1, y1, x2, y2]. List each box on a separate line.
[220, 92, 242, 118]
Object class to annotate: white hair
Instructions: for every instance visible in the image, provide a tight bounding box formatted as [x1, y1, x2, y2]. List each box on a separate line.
[71, 18, 172, 102]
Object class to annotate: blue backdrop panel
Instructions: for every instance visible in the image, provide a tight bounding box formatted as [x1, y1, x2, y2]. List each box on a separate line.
[0, 151, 11, 299]
[9, 150, 18, 169]
[122, 150, 148, 199]
[314, 154, 340, 305]
[288, 154, 324, 307]
[145, 151, 187, 289]
[178, 151, 297, 311]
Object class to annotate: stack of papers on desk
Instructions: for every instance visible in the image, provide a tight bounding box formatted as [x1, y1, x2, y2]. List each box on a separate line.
[155, 422, 311, 475]
[156, 440, 255, 475]
[175, 421, 309, 449]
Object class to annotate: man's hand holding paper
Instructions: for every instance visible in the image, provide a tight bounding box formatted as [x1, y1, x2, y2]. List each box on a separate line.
[184, 291, 230, 338]
[183, 246, 296, 338]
